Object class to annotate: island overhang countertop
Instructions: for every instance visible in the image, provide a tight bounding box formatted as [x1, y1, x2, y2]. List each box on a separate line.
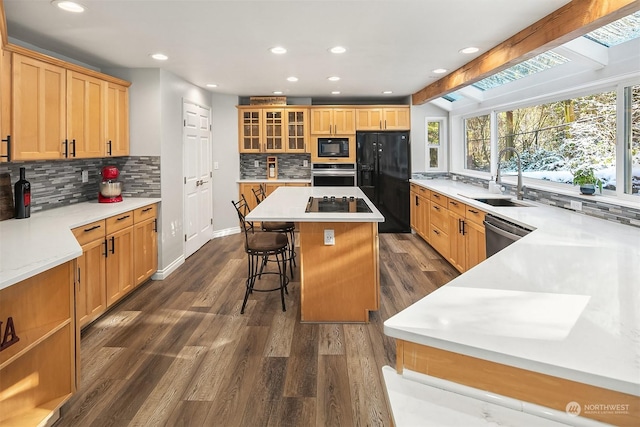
[245, 186, 384, 223]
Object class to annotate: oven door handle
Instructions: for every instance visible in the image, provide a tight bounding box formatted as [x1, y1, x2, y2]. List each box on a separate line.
[311, 171, 356, 176]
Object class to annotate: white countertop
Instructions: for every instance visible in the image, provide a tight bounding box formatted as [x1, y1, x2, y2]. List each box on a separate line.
[245, 186, 384, 223]
[384, 179, 640, 396]
[0, 198, 161, 290]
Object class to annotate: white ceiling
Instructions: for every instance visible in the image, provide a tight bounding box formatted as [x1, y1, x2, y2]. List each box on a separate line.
[4, 0, 572, 100]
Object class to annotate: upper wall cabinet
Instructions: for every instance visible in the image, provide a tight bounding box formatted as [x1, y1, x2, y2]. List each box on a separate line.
[310, 107, 355, 135]
[356, 107, 410, 131]
[1, 47, 11, 162]
[12, 53, 67, 160]
[238, 106, 309, 153]
[6, 47, 130, 161]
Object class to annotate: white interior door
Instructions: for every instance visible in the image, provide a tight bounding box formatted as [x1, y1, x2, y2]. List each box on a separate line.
[184, 101, 213, 258]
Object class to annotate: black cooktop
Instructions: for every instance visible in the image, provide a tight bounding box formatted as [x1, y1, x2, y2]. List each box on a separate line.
[305, 196, 372, 213]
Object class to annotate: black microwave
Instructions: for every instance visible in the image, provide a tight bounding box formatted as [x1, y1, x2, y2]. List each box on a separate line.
[317, 137, 350, 158]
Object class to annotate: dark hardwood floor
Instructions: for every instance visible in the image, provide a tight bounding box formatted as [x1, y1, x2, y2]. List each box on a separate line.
[56, 232, 459, 427]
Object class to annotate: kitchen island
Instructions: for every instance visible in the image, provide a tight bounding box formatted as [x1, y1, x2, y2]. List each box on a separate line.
[384, 179, 639, 426]
[245, 186, 384, 322]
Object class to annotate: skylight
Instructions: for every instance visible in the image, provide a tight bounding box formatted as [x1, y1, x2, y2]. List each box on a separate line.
[442, 92, 462, 102]
[583, 11, 640, 47]
[472, 51, 570, 91]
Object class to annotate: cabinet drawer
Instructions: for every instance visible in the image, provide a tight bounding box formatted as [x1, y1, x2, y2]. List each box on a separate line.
[410, 183, 418, 192]
[466, 206, 486, 225]
[447, 199, 466, 216]
[430, 203, 449, 233]
[106, 211, 134, 234]
[134, 204, 157, 223]
[417, 186, 431, 198]
[430, 191, 448, 207]
[429, 226, 449, 259]
[72, 219, 106, 245]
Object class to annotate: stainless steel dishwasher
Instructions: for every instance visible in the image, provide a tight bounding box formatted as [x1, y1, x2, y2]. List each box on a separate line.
[483, 214, 532, 257]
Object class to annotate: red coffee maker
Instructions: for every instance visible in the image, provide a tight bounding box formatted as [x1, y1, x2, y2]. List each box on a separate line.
[98, 165, 123, 203]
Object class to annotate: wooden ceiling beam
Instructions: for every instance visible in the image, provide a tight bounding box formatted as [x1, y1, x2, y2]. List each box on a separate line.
[412, 0, 640, 105]
[0, 0, 7, 47]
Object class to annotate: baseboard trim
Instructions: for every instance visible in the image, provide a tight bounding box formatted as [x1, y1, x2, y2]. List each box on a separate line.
[212, 226, 241, 239]
[152, 255, 185, 280]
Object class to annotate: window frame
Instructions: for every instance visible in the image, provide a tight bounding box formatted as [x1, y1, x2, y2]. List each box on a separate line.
[425, 117, 447, 172]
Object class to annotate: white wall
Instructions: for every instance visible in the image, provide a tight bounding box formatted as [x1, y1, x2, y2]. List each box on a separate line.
[410, 103, 448, 172]
[210, 93, 240, 233]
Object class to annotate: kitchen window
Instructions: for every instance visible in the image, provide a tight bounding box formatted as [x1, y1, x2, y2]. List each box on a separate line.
[426, 118, 445, 170]
[464, 114, 491, 172]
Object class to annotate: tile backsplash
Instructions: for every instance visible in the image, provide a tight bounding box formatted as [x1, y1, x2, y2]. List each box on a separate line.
[413, 172, 640, 228]
[240, 153, 311, 180]
[0, 156, 160, 213]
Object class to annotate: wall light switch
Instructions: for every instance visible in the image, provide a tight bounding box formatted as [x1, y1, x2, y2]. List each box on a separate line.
[303, 159, 309, 167]
[570, 200, 582, 211]
[324, 229, 335, 246]
[81, 170, 88, 183]
[214, 161, 219, 170]
[254, 160, 260, 168]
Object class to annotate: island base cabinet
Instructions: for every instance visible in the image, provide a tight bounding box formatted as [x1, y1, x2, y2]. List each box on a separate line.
[299, 222, 379, 322]
[0, 261, 76, 426]
[395, 340, 639, 426]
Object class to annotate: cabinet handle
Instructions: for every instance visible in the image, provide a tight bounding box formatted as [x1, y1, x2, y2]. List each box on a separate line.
[415, 195, 419, 206]
[110, 236, 115, 254]
[433, 194, 440, 199]
[461, 220, 467, 236]
[469, 209, 479, 214]
[450, 201, 458, 206]
[142, 207, 153, 212]
[116, 214, 130, 221]
[433, 205, 440, 211]
[379, 120, 382, 129]
[63, 139, 69, 158]
[433, 229, 440, 236]
[103, 239, 108, 258]
[1, 135, 10, 162]
[107, 140, 112, 156]
[77, 267, 81, 291]
[154, 218, 158, 232]
[384, 119, 387, 129]
[71, 139, 76, 157]
[84, 225, 101, 232]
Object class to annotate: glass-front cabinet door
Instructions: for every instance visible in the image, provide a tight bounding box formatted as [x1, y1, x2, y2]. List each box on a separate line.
[263, 109, 285, 152]
[286, 109, 308, 152]
[239, 109, 262, 153]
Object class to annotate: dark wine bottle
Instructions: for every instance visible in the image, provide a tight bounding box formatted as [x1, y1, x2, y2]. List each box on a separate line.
[14, 167, 31, 219]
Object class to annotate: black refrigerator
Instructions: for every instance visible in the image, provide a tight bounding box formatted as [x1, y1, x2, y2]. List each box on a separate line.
[356, 131, 411, 233]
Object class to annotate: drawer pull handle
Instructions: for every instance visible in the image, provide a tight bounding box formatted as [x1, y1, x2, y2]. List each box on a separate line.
[84, 225, 101, 232]
[142, 207, 153, 212]
[433, 229, 440, 235]
[469, 209, 479, 214]
[450, 201, 458, 206]
[433, 206, 440, 211]
[433, 194, 440, 198]
[110, 236, 115, 254]
[103, 239, 108, 258]
[116, 215, 130, 221]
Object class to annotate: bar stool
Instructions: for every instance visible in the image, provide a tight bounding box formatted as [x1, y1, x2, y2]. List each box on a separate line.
[232, 195, 289, 313]
[252, 184, 297, 278]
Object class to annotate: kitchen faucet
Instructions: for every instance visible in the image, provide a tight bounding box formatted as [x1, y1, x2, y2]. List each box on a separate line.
[496, 147, 524, 200]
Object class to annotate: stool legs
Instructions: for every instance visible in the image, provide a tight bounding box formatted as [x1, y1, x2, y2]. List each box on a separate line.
[241, 249, 288, 314]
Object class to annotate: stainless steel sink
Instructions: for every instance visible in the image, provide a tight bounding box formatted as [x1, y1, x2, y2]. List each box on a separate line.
[473, 198, 531, 207]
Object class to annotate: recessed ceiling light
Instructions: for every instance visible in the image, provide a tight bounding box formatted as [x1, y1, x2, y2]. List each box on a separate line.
[432, 68, 448, 74]
[330, 46, 346, 54]
[331, 91, 341, 95]
[206, 83, 218, 88]
[287, 76, 298, 82]
[150, 53, 168, 61]
[382, 91, 393, 94]
[51, 1, 85, 13]
[459, 46, 479, 54]
[327, 76, 340, 82]
[270, 47, 287, 54]
[273, 91, 284, 95]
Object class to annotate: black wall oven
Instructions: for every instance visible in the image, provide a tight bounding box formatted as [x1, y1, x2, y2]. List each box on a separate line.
[311, 163, 357, 186]
[317, 137, 350, 158]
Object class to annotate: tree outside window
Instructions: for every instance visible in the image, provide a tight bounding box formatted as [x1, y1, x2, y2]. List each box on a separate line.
[464, 115, 491, 172]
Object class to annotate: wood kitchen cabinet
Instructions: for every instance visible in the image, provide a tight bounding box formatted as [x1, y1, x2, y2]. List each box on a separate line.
[238, 182, 263, 211]
[72, 219, 108, 328]
[0, 261, 77, 426]
[310, 107, 355, 135]
[67, 70, 105, 158]
[12, 53, 66, 160]
[105, 82, 130, 157]
[6, 47, 130, 161]
[0, 47, 10, 161]
[446, 196, 487, 273]
[429, 193, 450, 259]
[238, 107, 309, 153]
[105, 212, 135, 307]
[133, 204, 158, 286]
[356, 106, 410, 130]
[410, 183, 430, 241]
